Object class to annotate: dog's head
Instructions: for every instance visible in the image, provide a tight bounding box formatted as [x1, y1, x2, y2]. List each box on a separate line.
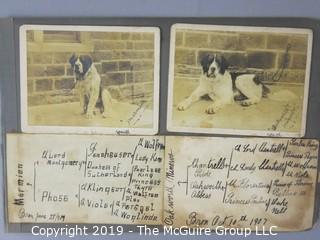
[200, 53, 229, 78]
[69, 54, 93, 80]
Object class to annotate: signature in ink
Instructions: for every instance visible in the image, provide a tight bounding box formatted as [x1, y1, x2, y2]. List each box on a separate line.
[270, 103, 297, 131]
[127, 101, 147, 126]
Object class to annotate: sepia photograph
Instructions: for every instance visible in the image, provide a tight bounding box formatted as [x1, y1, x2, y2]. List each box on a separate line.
[167, 23, 313, 137]
[20, 24, 160, 135]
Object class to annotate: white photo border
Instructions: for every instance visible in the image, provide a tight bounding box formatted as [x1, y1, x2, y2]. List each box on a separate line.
[167, 23, 313, 138]
[20, 24, 160, 135]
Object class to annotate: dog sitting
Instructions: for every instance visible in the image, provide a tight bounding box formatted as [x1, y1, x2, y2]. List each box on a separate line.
[69, 54, 112, 119]
[177, 53, 269, 114]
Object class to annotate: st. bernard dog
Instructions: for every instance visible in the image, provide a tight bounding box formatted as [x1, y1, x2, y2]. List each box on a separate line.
[69, 54, 112, 119]
[177, 53, 270, 114]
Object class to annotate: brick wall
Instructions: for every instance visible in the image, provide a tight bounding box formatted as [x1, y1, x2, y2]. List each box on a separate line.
[174, 29, 309, 84]
[27, 31, 155, 106]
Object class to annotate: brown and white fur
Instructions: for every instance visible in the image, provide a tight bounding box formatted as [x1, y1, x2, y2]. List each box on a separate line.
[69, 54, 112, 119]
[177, 54, 269, 114]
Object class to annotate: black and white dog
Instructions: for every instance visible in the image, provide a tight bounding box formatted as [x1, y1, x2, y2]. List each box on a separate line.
[177, 54, 269, 114]
[69, 54, 112, 119]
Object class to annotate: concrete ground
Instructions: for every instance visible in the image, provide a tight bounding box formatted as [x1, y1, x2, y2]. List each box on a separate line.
[171, 80, 305, 133]
[28, 100, 153, 128]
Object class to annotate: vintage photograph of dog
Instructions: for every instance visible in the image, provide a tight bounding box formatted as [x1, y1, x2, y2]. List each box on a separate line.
[167, 24, 312, 137]
[20, 25, 160, 135]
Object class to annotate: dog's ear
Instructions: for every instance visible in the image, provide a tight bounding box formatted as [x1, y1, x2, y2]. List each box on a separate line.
[218, 55, 229, 74]
[80, 55, 93, 74]
[200, 54, 214, 74]
[69, 53, 77, 66]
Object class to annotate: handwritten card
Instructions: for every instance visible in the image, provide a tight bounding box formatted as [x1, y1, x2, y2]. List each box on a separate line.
[7, 134, 164, 224]
[164, 136, 318, 231]
[6, 134, 319, 231]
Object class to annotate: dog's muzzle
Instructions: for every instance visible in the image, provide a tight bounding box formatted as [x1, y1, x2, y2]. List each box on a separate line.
[206, 67, 217, 78]
[74, 64, 85, 81]
[207, 72, 216, 78]
[75, 72, 85, 81]
[74, 64, 81, 73]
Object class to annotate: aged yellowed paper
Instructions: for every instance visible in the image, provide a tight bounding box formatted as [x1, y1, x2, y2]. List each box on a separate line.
[7, 134, 164, 224]
[167, 24, 312, 137]
[20, 25, 160, 135]
[164, 136, 318, 231]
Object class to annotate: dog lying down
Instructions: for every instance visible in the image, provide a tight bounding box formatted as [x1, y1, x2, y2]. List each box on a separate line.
[177, 54, 297, 114]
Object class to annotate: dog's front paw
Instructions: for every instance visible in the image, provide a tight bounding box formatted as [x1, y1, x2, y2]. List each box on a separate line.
[205, 104, 220, 114]
[240, 99, 254, 107]
[86, 113, 93, 119]
[102, 111, 108, 118]
[81, 109, 87, 115]
[177, 100, 190, 111]
[205, 106, 216, 114]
